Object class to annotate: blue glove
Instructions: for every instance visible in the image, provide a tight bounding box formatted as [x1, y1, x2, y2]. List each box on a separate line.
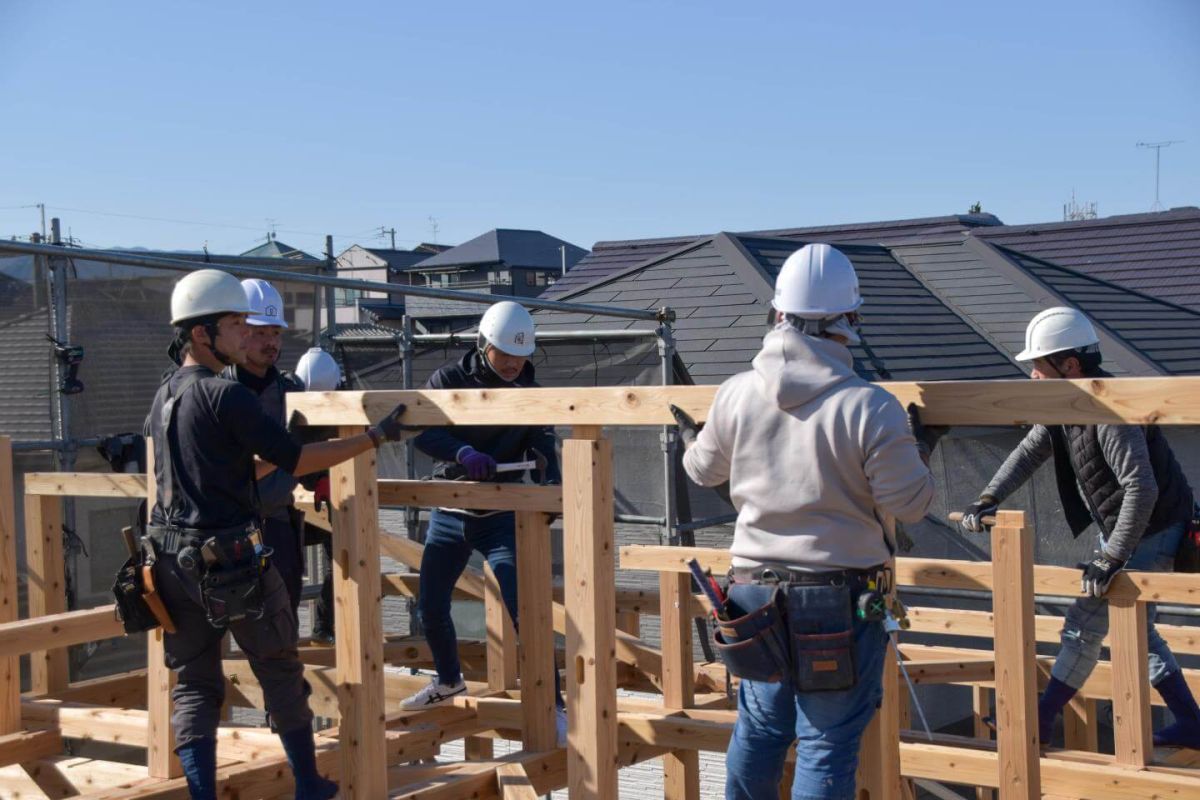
[457, 447, 497, 481]
[1078, 554, 1125, 598]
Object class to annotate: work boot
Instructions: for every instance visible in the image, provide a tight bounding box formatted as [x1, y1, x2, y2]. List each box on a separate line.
[1153, 670, 1200, 749]
[1037, 677, 1078, 745]
[279, 726, 339, 800]
[309, 627, 335, 646]
[177, 737, 218, 800]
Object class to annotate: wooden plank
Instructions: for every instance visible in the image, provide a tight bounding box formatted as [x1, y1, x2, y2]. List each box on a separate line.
[378, 480, 561, 513]
[1062, 695, 1098, 753]
[143, 440, 179, 779]
[45, 670, 147, 707]
[288, 378, 1200, 428]
[989, 510, 1040, 799]
[515, 511, 556, 751]
[1110, 596, 1152, 766]
[972, 686, 995, 800]
[23, 472, 146, 498]
[615, 610, 641, 638]
[0, 605, 125, 659]
[0, 437, 17, 734]
[25, 493, 68, 695]
[856, 638, 902, 800]
[483, 561, 519, 692]
[660, 571, 699, 800]
[0, 727, 62, 768]
[562, 434, 618, 799]
[330, 426, 387, 799]
[495, 762, 540, 800]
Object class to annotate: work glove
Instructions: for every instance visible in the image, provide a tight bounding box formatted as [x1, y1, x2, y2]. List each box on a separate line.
[369, 403, 423, 444]
[1077, 553, 1125, 598]
[959, 495, 999, 533]
[313, 475, 331, 513]
[457, 447, 498, 481]
[906, 403, 949, 460]
[669, 404, 702, 449]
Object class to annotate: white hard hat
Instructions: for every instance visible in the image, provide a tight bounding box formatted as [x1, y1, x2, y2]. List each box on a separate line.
[773, 244, 863, 318]
[171, 269, 253, 325]
[295, 347, 341, 390]
[242, 278, 289, 328]
[478, 301, 535, 357]
[1016, 306, 1100, 362]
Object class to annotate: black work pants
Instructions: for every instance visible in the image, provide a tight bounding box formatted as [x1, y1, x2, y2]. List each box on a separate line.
[262, 514, 304, 612]
[155, 556, 313, 749]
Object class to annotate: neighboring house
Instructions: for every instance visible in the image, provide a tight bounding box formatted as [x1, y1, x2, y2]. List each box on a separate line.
[402, 229, 588, 329]
[334, 243, 449, 325]
[239, 236, 319, 261]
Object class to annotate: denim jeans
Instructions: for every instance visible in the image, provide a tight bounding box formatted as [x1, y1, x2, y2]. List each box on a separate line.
[724, 582, 888, 800]
[416, 509, 563, 705]
[1052, 521, 1186, 689]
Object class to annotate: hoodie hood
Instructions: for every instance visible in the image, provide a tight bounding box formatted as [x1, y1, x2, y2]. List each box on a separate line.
[752, 324, 857, 410]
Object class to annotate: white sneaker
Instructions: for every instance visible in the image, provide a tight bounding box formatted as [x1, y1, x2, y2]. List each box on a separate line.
[556, 707, 568, 748]
[400, 678, 467, 711]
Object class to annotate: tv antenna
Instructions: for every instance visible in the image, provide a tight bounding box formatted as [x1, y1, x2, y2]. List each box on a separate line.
[1136, 140, 1183, 211]
[428, 216, 440, 244]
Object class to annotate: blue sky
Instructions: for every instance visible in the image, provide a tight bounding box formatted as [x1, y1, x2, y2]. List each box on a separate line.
[1, 1, 1197, 255]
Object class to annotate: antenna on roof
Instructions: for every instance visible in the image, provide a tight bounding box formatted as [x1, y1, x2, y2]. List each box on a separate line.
[1136, 140, 1183, 211]
[265, 218, 278, 242]
[428, 216, 440, 244]
[1063, 189, 1098, 221]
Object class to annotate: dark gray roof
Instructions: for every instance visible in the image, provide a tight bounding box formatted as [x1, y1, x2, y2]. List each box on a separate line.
[239, 239, 319, 260]
[413, 229, 588, 271]
[974, 207, 1200, 311]
[543, 214, 1002, 300]
[536, 233, 1024, 384]
[363, 248, 434, 272]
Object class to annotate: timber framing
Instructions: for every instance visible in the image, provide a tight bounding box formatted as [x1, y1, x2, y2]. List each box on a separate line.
[0, 377, 1197, 798]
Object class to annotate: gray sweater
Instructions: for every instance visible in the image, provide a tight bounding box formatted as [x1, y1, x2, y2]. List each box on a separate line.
[984, 424, 1157, 561]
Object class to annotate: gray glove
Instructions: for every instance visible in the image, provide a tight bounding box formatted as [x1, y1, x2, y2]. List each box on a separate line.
[669, 404, 702, 449]
[959, 495, 999, 533]
[1078, 553, 1125, 598]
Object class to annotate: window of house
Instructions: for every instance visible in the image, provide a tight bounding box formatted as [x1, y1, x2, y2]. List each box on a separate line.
[525, 271, 537, 286]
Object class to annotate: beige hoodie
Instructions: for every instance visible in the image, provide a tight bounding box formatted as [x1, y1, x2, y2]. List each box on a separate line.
[683, 325, 934, 570]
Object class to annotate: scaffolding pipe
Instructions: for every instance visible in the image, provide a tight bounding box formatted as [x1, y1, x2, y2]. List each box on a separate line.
[328, 328, 664, 346]
[0, 240, 673, 323]
[658, 324, 677, 544]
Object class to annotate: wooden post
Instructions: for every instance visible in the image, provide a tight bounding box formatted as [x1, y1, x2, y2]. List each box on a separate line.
[0, 437, 18, 734]
[856, 637, 901, 800]
[990, 510, 1041, 799]
[973, 686, 995, 800]
[484, 561, 519, 691]
[616, 610, 640, 638]
[144, 439, 180, 778]
[331, 428, 386, 798]
[516, 510, 556, 752]
[24, 493, 68, 694]
[660, 570, 699, 799]
[1062, 695, 1099, 753]
[562, 430, 618, 799]
[1110, 596, 1152, 766]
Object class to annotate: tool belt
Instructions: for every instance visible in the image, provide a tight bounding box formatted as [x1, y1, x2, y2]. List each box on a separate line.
[713, 563, 888, 692]
[112, 534, 161, 635]
[146, 522, 272, 629]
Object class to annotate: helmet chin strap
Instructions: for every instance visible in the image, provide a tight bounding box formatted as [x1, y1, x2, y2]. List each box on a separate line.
[478, 343, 516, 383]
[203, 321, 235, 367]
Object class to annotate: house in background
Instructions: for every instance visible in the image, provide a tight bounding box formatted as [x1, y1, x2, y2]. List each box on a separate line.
[239, 235, 319, 261]
[333, 243, 449, 325]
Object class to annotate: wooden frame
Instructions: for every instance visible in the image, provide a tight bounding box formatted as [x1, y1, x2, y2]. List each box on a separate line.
[0, 380, 1198, 799]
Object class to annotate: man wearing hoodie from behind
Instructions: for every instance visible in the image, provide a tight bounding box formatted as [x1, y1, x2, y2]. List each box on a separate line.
[674, 244, 942, 800]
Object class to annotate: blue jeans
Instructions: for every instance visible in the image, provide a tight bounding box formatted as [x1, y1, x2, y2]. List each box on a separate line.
[416, 509, 563, 705]
[724, 582, 888, 800]
[1052, 521, 1186, 689]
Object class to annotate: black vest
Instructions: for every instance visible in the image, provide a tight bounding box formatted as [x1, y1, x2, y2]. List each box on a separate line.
[1048, 423, 1193, 540]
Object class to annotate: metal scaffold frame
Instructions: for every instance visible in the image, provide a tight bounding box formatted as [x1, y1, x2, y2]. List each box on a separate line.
[1, 377, 1199, 798]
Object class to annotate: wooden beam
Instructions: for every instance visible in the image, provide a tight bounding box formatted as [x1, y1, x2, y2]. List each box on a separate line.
[972, 686, 995, 800]
[515, 510, 556, 752]
[45, 670, 147, 707]
[0, 727, 63, 768]
[990, 510, 1040, 799]
[330, 425, 387, 799]
[903, 658, 995, 685]
[856, 638, 902, 800]
[660, 571, 699, 800]
[1062, 694, 1098, 754]
[378, 479, 562, 513]
[25, 493, 69, 695]
[143, 441, 179, 779]
[0, 437, 17, 734]
[1110, 596, 1152, 766]
[288, 378, 1200, 428]
[483, 561, 519, 693]
[23, 472, 146, 498]
[0, 605, 125, 659]
[562, 432, 618, 799]
[495, 761, 540, 800]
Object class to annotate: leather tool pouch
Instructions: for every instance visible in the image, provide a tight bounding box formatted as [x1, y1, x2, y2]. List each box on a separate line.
[713, 587, 789, 683]
[111, 552, 159, 634]
[199, 536, 268, 628]
[786, 584, 857, 692]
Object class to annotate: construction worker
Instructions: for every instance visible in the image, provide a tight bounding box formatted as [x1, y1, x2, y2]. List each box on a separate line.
[674, 244, 939, 800]
[958, 306, 1199, 748]
[399, 301, 567, 744]
[294, 346, 343, 644]
[147, 269, 413, 799]
[222, 279, 307, 614]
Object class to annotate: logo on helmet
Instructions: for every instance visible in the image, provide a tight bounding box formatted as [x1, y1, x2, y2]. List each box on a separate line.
[513, 332, 525, 345]
[265, 305, 278, 317]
